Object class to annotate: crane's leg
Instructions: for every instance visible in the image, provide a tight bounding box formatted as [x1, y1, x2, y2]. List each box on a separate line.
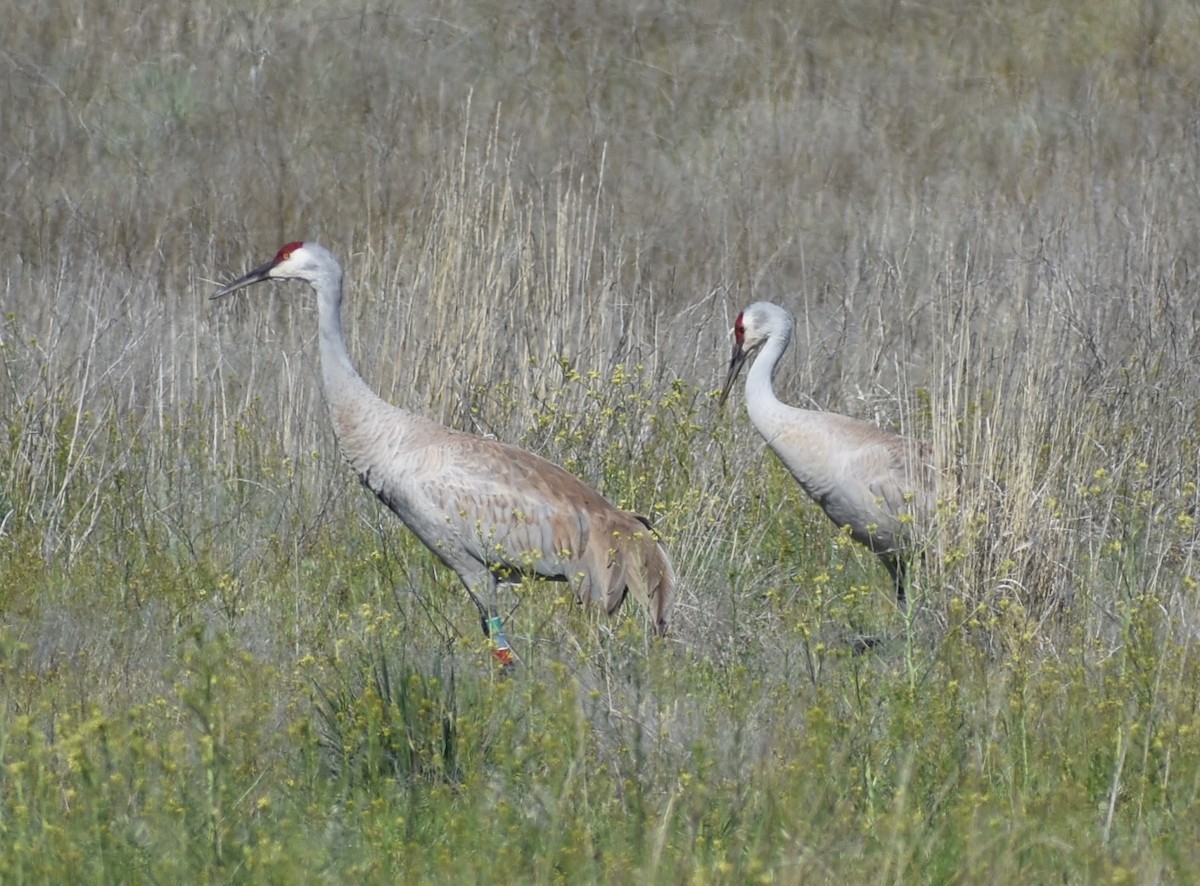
[464, 573, 515, 668]
[882, 554, 908, 610]
[482, 612, 514, 667]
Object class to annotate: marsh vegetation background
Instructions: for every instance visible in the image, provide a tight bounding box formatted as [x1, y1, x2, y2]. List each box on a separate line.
[3, 0, 1200, 880]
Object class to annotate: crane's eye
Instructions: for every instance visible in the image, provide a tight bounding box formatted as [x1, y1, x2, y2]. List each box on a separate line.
[733, 315, 745, 340]
[276, 241, 304, 264]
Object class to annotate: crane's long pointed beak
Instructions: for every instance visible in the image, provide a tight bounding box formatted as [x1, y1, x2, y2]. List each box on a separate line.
[210, 259, 275, 300]
[718, 342, 748, 408]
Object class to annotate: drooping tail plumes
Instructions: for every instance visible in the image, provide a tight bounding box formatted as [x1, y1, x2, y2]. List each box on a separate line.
[593, 516, 676, 636]
[637, 536, 677, 636]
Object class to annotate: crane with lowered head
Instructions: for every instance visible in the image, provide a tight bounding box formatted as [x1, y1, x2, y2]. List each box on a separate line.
[212, 242, 675, 664]
[719, 301, 935, 607]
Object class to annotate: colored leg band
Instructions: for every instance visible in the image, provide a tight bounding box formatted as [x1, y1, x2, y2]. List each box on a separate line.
[487, 616, 509, 648]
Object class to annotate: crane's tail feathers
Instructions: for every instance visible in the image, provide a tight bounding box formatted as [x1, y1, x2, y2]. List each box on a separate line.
[586, 514, 676, 637]
[618, 531, 676, 637]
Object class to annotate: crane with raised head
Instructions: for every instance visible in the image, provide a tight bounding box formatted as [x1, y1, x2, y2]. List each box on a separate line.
[212, 242, 675, 664]
[719, 301, 935, 606]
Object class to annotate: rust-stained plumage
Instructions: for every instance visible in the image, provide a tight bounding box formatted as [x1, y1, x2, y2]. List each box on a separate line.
[212, 243, 674, 660]
[720, 302, 935, 605]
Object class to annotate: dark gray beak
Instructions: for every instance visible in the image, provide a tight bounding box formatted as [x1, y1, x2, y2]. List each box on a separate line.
[211, 259, 275, 300]
[718, 341, 749, 407]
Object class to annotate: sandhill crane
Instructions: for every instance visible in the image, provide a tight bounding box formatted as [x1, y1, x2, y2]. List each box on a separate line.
[212, 242, 675, 664]
[719, 302, 935, 606]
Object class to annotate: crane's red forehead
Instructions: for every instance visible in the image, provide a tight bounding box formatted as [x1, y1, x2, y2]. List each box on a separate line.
[275, 241, 304, 264]
[733, 310, 746, 340]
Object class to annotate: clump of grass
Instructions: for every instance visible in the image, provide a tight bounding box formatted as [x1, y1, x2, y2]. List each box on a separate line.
[314, 640, 464, 788]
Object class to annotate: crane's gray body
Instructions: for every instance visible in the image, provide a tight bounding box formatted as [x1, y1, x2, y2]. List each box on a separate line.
[723, 301, 935, 602]
[213, 243, 674, 638]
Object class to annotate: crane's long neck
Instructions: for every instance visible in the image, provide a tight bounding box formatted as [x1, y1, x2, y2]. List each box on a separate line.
[743, 324, 834, 500]
[311, 264, 369, 402]
[307, 259, 440, 475]
[744, 327, 790, 430]
[307, 262, 438, 495]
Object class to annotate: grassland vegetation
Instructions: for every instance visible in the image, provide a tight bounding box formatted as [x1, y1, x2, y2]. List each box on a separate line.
[3, 0, 1200, 880]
